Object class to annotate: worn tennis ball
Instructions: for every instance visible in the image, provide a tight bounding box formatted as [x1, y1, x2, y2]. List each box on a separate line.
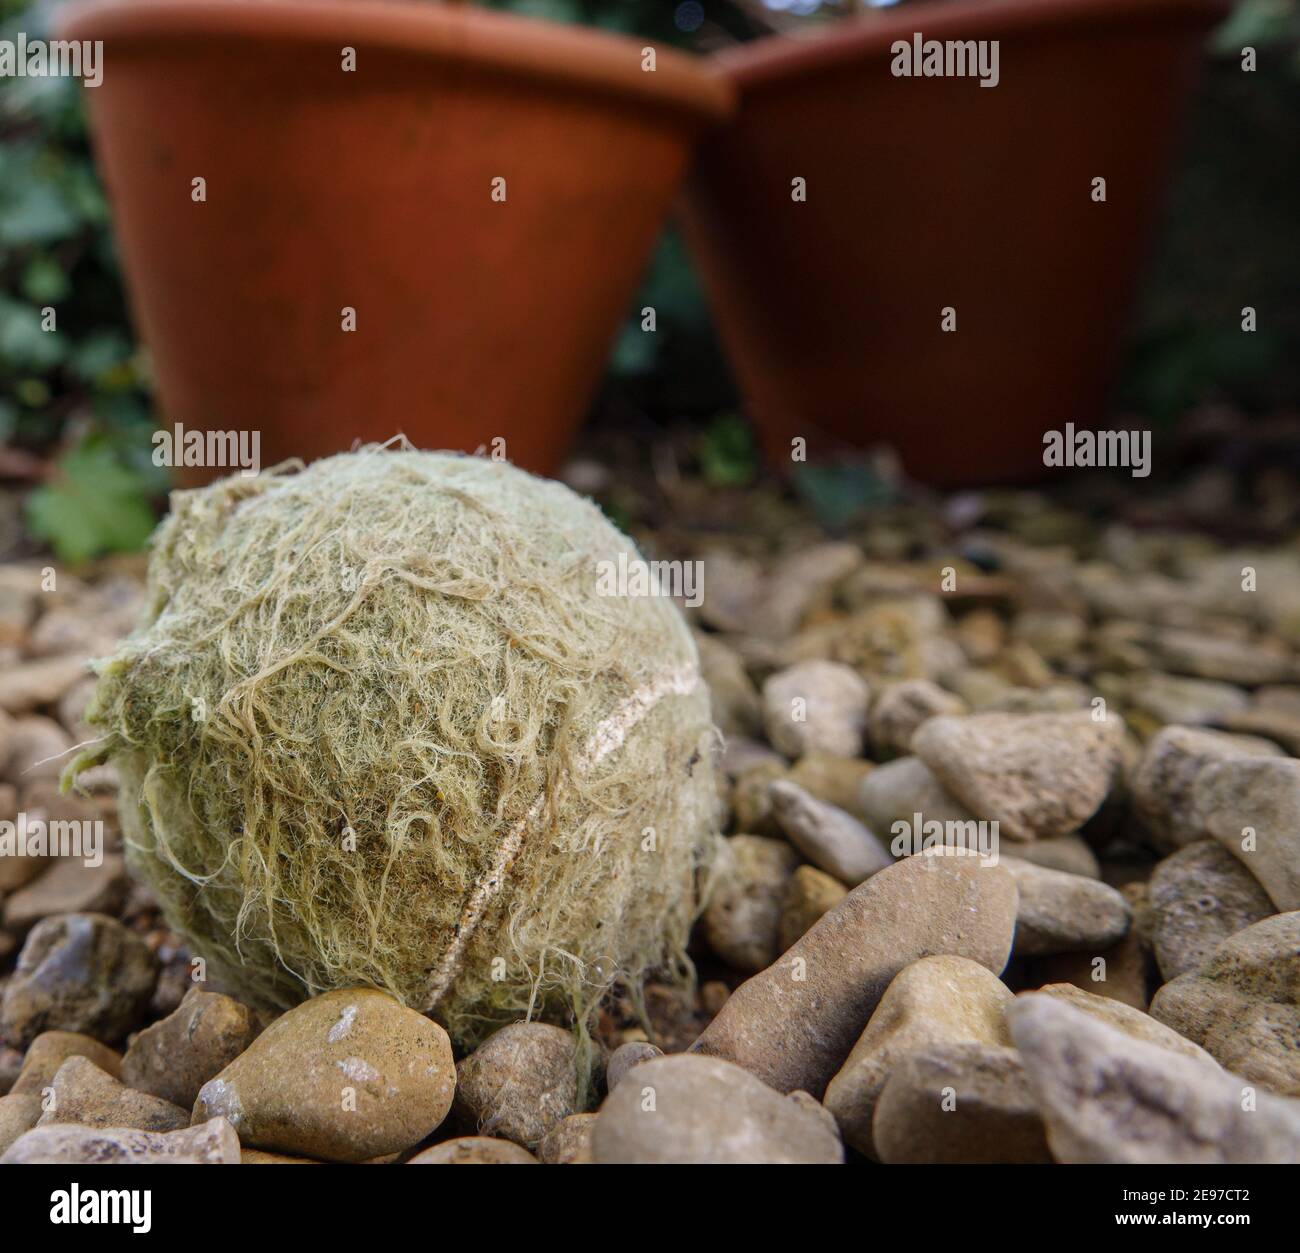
[77, 449, 719, 1047]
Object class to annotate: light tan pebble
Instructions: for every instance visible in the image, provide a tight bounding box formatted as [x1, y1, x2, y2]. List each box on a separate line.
[123, 987, 260, 1109]
[37, 1056, 188, 1132]
[914, 711, 1124, 841]
[695, 633, 761, 739]
[769, 780, 891, 886]
[192, 987, 455, 1162]
[762, 660, 869, 759]
[785, 751, 874, 816]
[1195, 756, 1300, 911]
[13, 1031, 123, 1094]
[537, 1112, 597, 1163]
[778, 864, 848, 951]
[0, 1092, 43, 1154]
[1008, 834, 1099, 878]
[1031, 984, 1219, 1067]
[606, 1041, 663, 1094]
[823, 955, 1014, 1157]
[689, 855, 1018, 1097]
[869, 679, 968, 759]
[1150, 913, 1300, 1097]
[407, 1136, 538, 1164]
[3, 855, 128, 933]
[1010, 994, 1300, 1163]
[1131, 725, 1284, 854]
[0, 657, 88, 717]
[699, 981, 730, 1017]
[873, 1043, 1051, 1165]
[3, 1116, 240, 1164]
[453, 1021, 577, 1150]
[591, 1054, 843, 1164]
[4, 715, 73, 785]
[1002, 857, 1130, 957]
[954, 608, 1005, 665]
[702, 835, 800, 972]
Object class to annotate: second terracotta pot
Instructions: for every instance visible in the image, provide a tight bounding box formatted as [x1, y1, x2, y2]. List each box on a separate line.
[60, 0, 733, 478]
[682, 0, 1230, 486]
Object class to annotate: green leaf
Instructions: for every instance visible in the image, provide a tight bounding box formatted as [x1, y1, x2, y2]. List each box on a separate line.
[791, 461, 893, 530]
[698, 413, 757, 487]
[25, 439, 158, 564]
[0, 296, 66, 370]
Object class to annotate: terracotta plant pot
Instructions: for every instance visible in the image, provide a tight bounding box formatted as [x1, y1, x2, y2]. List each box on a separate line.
[681, 0, 1230, 486]
[58, 0, 732, 478]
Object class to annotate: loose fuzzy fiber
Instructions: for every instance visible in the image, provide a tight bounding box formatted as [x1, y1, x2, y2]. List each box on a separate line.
[74, 447, 720, 1047]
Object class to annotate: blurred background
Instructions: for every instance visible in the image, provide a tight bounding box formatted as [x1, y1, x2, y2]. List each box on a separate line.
[0, 0, 1297, 562]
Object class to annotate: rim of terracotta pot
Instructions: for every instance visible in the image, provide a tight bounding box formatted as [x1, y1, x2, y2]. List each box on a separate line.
[56, 0, 735, 124]
[712, 0, 1234, 89]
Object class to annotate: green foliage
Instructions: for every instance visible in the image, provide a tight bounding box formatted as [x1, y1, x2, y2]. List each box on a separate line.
[698, 412, 758, 487]
[26, 435, 158, 564]
[791, 460, 894, 531]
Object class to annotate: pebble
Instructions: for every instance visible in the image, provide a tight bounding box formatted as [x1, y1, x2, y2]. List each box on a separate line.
[857, 755, 975, 837]
[193, 988, 455, 1162]
[0, 1093, 42, 1155]
[537, 1112, 597, 1164]
[763, 543, 863, 638]
[1145, 626, 1296, 686]
[1146, 841, 1274, 981]
[2, 1116, 241, 1165]
[785, 751, 874, 816]
[1002, 857, 1131, 957]
[1131, 725, 1284, 853]
[1195, 756, 1300, 910]
[0, 913, 158, 1048]
[779, 864, 848, 951]
[695, 633, 761, 739]
[37, 1056, 188, 1132]
[721, 736, 786, 780]
[1008, 834, 1099, 879]
[914, 711, 1123, 841]
[689, 855, 1017, 1096]
[122, 987, 260, 1109]
[0, 657, 88, 717]
[1150, 913, 1300, 1097]
[591, 1054, 843, 1164]
[11, 1031, 122, 1096]
[1010, 993, 1300, 1163]
[1027, 881, 1153, 1010]
[2, 855, 128, 932]
[1033, 983, 1218, 1066]
[1124, 672, 1249, 727]
[761, 660, 869, 759]
[407, 1136, 538, 1164]
[730, 761, 785, 837]
[768, 780, 891, 885]
[606, 1041, 663, 1094]
[453, 1021, 578, 1150]
[823, 955, 1013, 1157]
[702, 835, 799, 972]
[869, 679, 967, 758]
[872, 1043, 1051, 1164]
[4, 714, 73, 784]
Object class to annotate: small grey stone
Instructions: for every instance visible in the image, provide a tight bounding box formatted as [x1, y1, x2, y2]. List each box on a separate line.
[1008, 834, 1099, 879]
[858, 755, 975, 837]
[768, 780, 891, 885]
[454, 1022, 578, 1150]
[762, 660, 869, 759]
[1010, 993, 1300, 1163]
[591, 1054, 843, 1164]
[869, 679, 967, 759]
[873, 1043, 1051, 1165]
[1146, 841, 1274, 981]
[1003, 857, 1130, 957]
[606, 1041, 663, 1094]
[2, 1116, 241, 1164]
